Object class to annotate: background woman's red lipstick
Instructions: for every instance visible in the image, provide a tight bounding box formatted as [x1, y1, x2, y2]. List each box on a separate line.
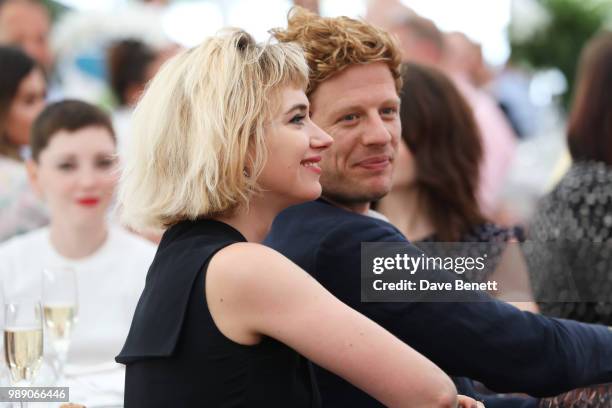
[77, 198, 99, 206]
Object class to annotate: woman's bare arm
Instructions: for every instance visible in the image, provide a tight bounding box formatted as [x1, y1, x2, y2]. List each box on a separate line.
[207, 243, 458, 408]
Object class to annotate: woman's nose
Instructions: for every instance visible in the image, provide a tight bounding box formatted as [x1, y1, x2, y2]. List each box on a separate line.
[310, 123, 333, 150]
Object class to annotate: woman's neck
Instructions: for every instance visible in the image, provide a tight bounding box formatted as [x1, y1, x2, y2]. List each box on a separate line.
[49, 219, 109, 259]
[377, 187, 435, 241]
[214, 196, 281, 243]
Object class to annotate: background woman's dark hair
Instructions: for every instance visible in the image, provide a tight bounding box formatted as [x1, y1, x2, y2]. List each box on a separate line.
[30, 99, 116, 162]
[567, 31, 612, 165]
[107, 39, 156, 106]
[400, 62, 485, 241]
[0, 46, 38, 159]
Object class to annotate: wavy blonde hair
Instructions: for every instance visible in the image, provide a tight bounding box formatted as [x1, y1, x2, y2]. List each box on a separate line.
[118, 29, 309, 232]
[271, 7, 402, 96]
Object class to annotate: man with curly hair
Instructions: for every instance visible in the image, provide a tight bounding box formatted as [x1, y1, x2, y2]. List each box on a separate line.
[266, 7, 612, 408]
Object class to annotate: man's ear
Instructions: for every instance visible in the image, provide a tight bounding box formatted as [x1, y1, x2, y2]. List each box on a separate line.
[25, 159, 44, 199]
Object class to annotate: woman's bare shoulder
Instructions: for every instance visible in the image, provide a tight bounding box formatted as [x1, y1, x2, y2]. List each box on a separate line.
[207, 242, 302, 296]
[212, 242, 288, 268]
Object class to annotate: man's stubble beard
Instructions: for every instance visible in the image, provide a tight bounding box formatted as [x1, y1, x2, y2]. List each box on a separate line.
[320, 171, 391, 208]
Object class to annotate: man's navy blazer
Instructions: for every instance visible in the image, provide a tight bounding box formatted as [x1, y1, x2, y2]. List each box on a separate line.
[265, 199, 612, 407]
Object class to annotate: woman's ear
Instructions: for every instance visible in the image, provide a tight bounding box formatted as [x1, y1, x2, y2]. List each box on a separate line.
[25, 159, 44, 199]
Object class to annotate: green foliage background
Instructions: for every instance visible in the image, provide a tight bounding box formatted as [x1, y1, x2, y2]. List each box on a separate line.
[41, 0, 68, 21]
[510, 0, 612, 108]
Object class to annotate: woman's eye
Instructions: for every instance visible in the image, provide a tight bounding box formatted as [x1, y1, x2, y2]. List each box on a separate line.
[58, 162, 75, 171]
[23, 95, 37, 105]
[290, 114, 306, 125]
[97, 158, 116, 169]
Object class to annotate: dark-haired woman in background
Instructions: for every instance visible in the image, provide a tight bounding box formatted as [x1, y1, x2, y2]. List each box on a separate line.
[378, 62, 486, 243]
[377, 62, 536, 309]
[107, 39, 176, 156]
[107, 39, 157, 110]
[528, 31, 612, 325]
[0, 45, 47, 241]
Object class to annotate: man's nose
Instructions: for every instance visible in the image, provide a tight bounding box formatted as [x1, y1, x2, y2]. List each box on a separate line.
[361, 115, 392, 146]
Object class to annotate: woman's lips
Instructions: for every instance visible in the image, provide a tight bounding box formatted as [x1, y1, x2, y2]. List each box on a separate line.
[76, 198, 100, 207]
[301, 156, 322, 174]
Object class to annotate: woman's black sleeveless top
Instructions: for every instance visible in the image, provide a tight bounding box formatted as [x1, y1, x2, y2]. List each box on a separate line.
[116, 219, 320, 407]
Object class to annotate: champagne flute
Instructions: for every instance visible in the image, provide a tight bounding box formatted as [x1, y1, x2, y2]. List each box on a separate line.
[42, 266, 78, 384]
[4, 300, 44, 408]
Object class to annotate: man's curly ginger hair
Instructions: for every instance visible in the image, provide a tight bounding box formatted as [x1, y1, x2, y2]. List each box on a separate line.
[271, 7, 402, 95]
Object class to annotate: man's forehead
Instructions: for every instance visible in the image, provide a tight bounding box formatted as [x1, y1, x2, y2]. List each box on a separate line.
[310, 62, 399, 112]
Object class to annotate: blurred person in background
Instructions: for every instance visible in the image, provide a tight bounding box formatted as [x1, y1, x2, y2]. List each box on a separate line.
[0, 0, 53, 73]
[492, 61, 538, 140]
[442, 31, 518, 221]
[49, 0, 174, 104]
[386, 12, 517, 220]
[293, 0, 319, 14]
[376, 63, 536, 310]
[365, 0, 415, 32]
[389, 13, 444, 67]
[107, 39, 157, 109]
[443, 32, 492, 88]
[0, 46, 46, 161]
[106, 39, 158, 155]
[140, 0, 169, 5]
[0, 100, 156, 406]
[377, 63, 494, 242]
[0, 45, 47, 241]
[528, 31, 612, 325]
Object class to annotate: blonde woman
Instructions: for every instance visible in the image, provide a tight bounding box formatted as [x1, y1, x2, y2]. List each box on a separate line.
[116, 30, 480, 408]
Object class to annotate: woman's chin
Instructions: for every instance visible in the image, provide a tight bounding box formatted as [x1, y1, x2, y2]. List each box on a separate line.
[300, 185, 322, 203]
[61, 207, 109, 229]
[283, 188, 322, 208]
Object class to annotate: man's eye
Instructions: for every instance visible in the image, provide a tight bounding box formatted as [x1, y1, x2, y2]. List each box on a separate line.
[381, 107, 397, 116]
[342, 114, 358, 122]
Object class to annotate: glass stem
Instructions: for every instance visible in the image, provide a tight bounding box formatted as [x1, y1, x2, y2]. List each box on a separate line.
[53, 351, 68, 384]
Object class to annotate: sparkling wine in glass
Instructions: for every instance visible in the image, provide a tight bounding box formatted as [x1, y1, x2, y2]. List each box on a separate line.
[4, 301, 43, 408]
[42, 267, 78, 383]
